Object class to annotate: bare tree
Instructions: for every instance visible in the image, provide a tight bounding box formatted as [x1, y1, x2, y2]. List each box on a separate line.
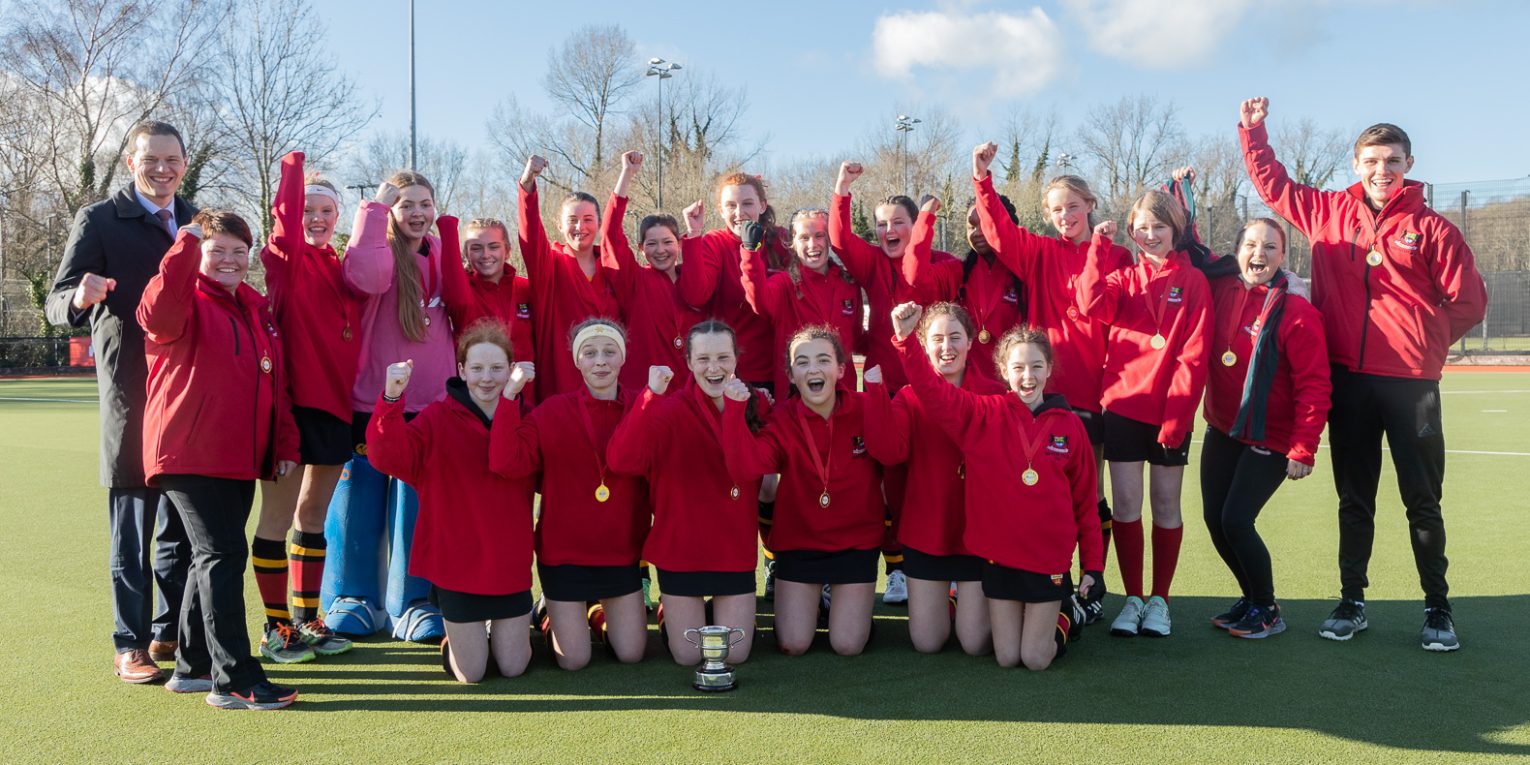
[212, 0, 374, 237]
[1274, 117, 1349, 189]
[349, 132, 469, 213]
[1077, 95, 1186, 213]
[539, 24, 642, 184]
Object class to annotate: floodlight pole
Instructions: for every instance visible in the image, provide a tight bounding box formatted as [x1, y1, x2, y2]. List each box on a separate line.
[646, 58, 682, 210]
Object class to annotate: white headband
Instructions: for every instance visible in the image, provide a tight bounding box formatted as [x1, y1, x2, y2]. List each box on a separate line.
[571, 323, 626, 361]
[305, 184, 341, 203]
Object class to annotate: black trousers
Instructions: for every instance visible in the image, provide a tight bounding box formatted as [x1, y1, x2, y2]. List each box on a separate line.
[1200, 427, 1289, 606]
[107, 487, 190, 652]
[1328, 366, 1450, 610]
[160, 475, 267, 693]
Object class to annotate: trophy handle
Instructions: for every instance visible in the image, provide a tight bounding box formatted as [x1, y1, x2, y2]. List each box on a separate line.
[683, 628, 702, 648]
[728, 627, 746, 647]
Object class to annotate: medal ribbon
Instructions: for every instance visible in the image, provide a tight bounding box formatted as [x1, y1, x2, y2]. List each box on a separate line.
[795, 403, 834, 503]
[1146, 262, 1181, 343]
[1018, 411, 1051, 479]
[416, 247, 438, 314]
[689, 383, 742, 499]
[575, 390, 612, 492]
[965, 259, 1008, 338]
[1224, 283, 1255, 363]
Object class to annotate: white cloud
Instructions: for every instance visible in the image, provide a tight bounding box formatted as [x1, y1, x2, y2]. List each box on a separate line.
[871, 9, 1064, 97]
[1062, 0, 1254, 67]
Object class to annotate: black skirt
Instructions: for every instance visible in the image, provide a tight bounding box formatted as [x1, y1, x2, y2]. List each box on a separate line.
[902, 546, 984, 582]
[980, 562, 1072, 604]
[1103, 410, 1191, 467]
[293, 406, 353, 466]
[773, 548, 880, 585]
[431, 587, 533, 622]
[537, 563, 642, 602]
[655, 568, 756, 598]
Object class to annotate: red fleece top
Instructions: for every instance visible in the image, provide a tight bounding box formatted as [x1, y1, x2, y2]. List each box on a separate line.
[600, 194, 701, 392]
[676, 227, 783, 384]
[489, 386, 649, 566]
[740, 247, 864, 395]
[899, 338, 1103, 576]
[973, 174, 1133, 411]
[1240, 122, 1486, 380]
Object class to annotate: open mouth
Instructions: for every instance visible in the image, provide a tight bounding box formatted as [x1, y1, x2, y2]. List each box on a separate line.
[806, 379, 826, 393]
[703, 373, 726, 388]
[1018, 380, 1039, 396]
[1246, 258, 1269, 278]
[938, 352, 960, 365]
[216, 266, 241, 275]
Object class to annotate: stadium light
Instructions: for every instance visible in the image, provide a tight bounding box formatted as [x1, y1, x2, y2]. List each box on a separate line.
[895, 115, 920, 194]
[646, 58, 683, 209]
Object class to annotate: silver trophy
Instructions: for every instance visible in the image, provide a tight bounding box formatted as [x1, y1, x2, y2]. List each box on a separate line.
[684, 625, 746, 692]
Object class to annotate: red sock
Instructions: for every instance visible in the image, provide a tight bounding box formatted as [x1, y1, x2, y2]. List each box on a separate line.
[251, 536, 290, 627]
[1113, 518, 1144, 598]
[1150, 524, 1185, 600]
[288, 530, 327, 624]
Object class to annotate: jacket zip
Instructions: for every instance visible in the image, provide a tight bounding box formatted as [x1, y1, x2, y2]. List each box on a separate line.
[228, 303, 262, 474]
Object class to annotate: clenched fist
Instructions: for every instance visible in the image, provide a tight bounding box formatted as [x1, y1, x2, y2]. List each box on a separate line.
[648, 365, 675, 395]
[972, 142, 999, 179]
[1240, 97, 1269, 129]
[384, 359, 414, 399]
[891, 301, 923, 342]
[71, 273, 117, 311]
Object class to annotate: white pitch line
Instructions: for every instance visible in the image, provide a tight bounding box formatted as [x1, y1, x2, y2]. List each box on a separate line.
[1191, 440, 1530, 458]
[1442, 389, 1530, 394]
[0, 397, 97, 404]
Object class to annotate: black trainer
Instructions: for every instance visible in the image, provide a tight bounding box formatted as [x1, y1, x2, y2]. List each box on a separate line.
[1420, 607, 1460, 652]
[1228, 602, 1286, 639]
[1318, 599, 1368, 641]
[206, 680, 298, 710]
[1212, 597, 1252, 630]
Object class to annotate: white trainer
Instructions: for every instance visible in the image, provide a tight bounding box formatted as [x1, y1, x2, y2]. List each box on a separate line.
[1140, 595, 1172, 637]
[883, 570, 909, 605]
[1111, 596, 1145, 637]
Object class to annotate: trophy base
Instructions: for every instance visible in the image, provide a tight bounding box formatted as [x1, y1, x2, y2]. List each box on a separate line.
[693, 667, 738, 692]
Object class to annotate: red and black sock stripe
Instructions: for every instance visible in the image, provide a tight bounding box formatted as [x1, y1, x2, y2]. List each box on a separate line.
[251, 536, 290, 628]
[288, 530, 327, 624]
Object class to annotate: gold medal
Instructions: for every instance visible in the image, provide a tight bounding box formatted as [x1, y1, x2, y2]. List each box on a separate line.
[1366, 249, 1383, 267]
[260, 355, 272, 373]
[1221, 350, 1238, 367]
[673, 336, 683, 349]
[729, 485, 741, 500]
[1150, 333, 1167, 350]
[819, 490, 831, 508]
[595, 483, 610, 503]
[342, 326, 352, 342]
[978, 328, 992, 344]
[423, 315, 431, 327]
[1021, 467, 1039, 486]
[1067, 306, 1079, 320]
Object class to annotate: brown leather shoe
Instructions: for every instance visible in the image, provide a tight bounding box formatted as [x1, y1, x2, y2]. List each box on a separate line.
[115, 649, 165, 684]
[148, 640, 178, 663]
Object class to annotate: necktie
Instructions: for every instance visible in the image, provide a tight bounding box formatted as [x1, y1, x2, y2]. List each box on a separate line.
[154, 208, 174, 237]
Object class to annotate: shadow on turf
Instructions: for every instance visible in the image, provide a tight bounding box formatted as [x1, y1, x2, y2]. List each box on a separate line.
[280, 595, 1530, 758]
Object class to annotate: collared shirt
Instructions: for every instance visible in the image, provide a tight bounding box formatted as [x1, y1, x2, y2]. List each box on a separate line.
[134, 188, 176, 237]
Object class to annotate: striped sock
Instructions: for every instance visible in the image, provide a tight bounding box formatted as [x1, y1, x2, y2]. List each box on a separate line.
[251, 536, 290, 628]
[288, 530, 327, 624]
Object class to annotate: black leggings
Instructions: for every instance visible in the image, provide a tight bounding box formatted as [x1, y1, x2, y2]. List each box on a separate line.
[1199, 427, 1289, 606]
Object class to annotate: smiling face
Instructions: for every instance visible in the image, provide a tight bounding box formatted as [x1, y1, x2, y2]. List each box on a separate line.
[198, 232, 250, 294]
[561, 199, 599, 253]
[789, 336, 844, 412]
[965, 207, 992, 256]
[125, 133, 187, 207]
[688, 331, 739, 399]
[391, 185, 436, 241]
[302, 192, 338, 248]
[459, 342, 512, 407]
[792, 215, 830, 273]
[1130, 211, 1174, 261]
[719, 183, 764, 234]
[577, 335, 624, 395]
[1237, 221, 1287, 287]
[641, 222, 680, 273]
[1045, 187, 1094, 243]
[923, 314, 970, 380]
[874, 202, 914, 259]
[1353, 143, 1413, 208]
[1004, 342, 1051, 408]
[464, 226, 507, 282]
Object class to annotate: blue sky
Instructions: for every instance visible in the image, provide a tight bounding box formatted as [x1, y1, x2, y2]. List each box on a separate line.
[318, 0, 1527, 186]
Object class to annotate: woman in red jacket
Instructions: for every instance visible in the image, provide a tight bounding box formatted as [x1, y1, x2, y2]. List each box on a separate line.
[517, 154, 621, 401]
[608, 321, 765, 666]
[366, 319, 535, 683]
[1190, 216, 1332, 638]
[139, 210, 300, 709]
[739, 207, 864, 402]
[250, 152, 360, 663]
[1076, 193, 1212, 639]
[602, 150, 701, 393]
[864, 302, 1004, 656]
[722, 326, 887, 657]
[970, 143, 1134, 623]
[490, 317, 650, 669]
[451, 218, 534, 363]
[892, 302, 1102, 671]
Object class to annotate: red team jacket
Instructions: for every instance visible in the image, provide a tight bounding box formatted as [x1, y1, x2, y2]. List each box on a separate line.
[259, 151, 364, 422]
[722, 393, 885, 553]
[974, 174, 1133, 413]
[902, 209, 1025, 382]
[676, 227, 784, 385]
[608, 382, 764, 573]
[1240, 122, 1486, 380]
[366, 387, 535, 596]
[828, 193, 962, 392]
[489, 387, 649, 567]
[139, 230, 299, 484]
[1204, 274, 1333, 465]
[863, 366, 1006, 557]
[740, 247, 864, 395]
[899, 338, 1103, 577]
[518, 185, 622, 401]
[600, 194, 702, 392]
[1077, 239, 1213, 446]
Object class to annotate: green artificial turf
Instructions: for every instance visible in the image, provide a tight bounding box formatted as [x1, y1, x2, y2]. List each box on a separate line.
[1, 374, 1527, 764]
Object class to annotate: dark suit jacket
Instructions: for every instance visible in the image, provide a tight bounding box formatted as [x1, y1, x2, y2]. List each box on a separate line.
[46, 185, 198, 488]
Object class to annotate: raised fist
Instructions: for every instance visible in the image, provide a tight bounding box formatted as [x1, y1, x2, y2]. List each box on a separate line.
[1093, 220, 1117, 238]
[1171, 166, 1196, 184]
[648, 365, 675, 395]
[891, 301, 923, 342]
[71, 272, 117, 311]
[972, 142, 999, 179]
[375, 182, 401, 208]
[722, 375, 752, 402]
[918, 195, 941, 215]
[1240, 97, 1269, 129]
[505, 361, 536, 399]
[863, 365, 883, 386]
[178, 223, 204, 240]
[520, 155, 548, 189]
[682, 200, 705, 237]
[384, 359, 414, 399]
[834, 161, 864, 195]
[621, 151, 644, 171]
[740, 221, 764, 251]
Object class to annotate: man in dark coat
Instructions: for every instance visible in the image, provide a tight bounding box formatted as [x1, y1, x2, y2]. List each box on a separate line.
[46, 120, 197, 684]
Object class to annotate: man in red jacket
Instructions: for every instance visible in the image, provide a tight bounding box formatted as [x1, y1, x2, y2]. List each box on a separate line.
[1239, 97, 1487, 652]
